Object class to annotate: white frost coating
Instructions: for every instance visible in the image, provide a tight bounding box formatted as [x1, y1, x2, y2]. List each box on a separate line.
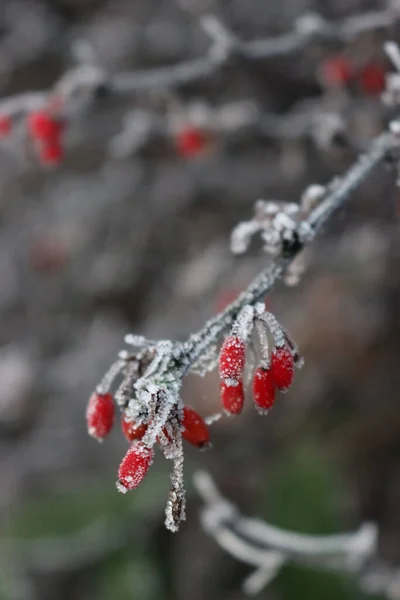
[230, 221, 263, 254]
[230, 196, 316, 266]
[232, 305, 255, 341]
[300, 184, 326, 213]
[96, 359, 124, 395]
[255, 318, 270, 368]
[258, 311, 286, 348]
[191, 344, 219, 377]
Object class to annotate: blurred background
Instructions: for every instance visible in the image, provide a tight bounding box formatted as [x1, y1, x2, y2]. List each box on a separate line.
[0, 0, 399, 598]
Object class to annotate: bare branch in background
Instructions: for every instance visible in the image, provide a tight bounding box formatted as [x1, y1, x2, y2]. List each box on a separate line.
[194, 471, 400, 598]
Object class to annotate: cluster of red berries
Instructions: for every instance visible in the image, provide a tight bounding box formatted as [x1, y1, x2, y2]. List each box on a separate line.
[320, 55, 387, 95]
[86, 390, 210, 492]
[0, 106, 65, 165]
[219, 335, 296, 415]
[27, 109, 65, 165]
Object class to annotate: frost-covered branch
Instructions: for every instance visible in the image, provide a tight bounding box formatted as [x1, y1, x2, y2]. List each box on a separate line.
[0, 6, 396, 164]
[182, 129, 395, 367]
[81, 37, 400, 534]
[86, 118, 399, 533]
[194, 470, 400, 598]
[112, 7, 397, 93]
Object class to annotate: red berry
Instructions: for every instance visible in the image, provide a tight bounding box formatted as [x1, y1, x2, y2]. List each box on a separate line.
[27, 110, 64, 140]
[181, 406, 210, 448]
[40, 140, 63, 165]
[219, 335, 246, 384]
[270, 346, 294, 390]
[252, 367, 276, 413]
[176, 127, 208, 158]
[86, 392, 115, 441]
[0, 115, 12, 137]
[220, 379, 244, 415]
[117, 443, 154, 493]
[320, 55, 352, 88]
[359, 63, 386, 95]
[121, 415, 147, 442]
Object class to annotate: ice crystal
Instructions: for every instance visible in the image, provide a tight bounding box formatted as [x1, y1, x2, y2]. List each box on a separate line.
[230, 197, 315, 262]
[190, 343, 218, 376]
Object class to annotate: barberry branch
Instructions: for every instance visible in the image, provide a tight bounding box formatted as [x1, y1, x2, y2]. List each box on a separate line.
[112, 7, 397, 93]
[194, 470, 400, 598]
[1, 6, 396, 110]
[182, 129, 395, 369]
[0, 6, 396, 164]
[87, 118, 399, 533]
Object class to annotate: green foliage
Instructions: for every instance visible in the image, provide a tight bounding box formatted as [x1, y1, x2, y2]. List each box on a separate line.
[264, 442, 342, 534]
[5, 470, 170, 539]
[259, 441, 385, 600]
[91, 552, 165, 600]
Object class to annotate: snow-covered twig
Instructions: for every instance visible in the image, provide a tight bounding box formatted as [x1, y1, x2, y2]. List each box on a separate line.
[0, 7, 396, 127]
[194, 470, 400, 598]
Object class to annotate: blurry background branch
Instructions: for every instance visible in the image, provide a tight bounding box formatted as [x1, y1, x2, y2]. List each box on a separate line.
[194, 471, 400, 598]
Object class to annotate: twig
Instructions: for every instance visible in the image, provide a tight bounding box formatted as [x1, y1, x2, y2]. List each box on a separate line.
[194, 470, 400, 597]
[0, 7, 397, 117]
[94, 120, 399, 533]
[181, 130, 395, 369]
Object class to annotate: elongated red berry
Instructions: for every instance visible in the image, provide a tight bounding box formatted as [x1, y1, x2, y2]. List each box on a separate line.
[0, 115, 12, 137]
[40, 140, 63, 165]
[359, 63, 386, 95]
[271, 346, 294, 390]
[27, 111, 64, 140]
[176, 127, 208, 158]
[86, 392, 115, 441]
[220, 379, 244, 415]
[181, 406, 210, 448]
[116, 443, 154, 493]
[320, 55, 352, 88]
[253, 367, 276, 413]
[219, 335, 246, 385]
[121, 415, 147, 442]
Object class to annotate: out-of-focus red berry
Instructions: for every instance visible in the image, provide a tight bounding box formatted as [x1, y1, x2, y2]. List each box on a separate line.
[27, 111, 64, 140]
[320, 55, 353, 88]
[0, 115, 12, 137]
[121, 415, 147, 442]
[181, 406, 210, 448]
[358, 63, 386, 95]
[176, 127, 208, 158]
[40, 140, 63, 165]
[86, 392, 115, 441]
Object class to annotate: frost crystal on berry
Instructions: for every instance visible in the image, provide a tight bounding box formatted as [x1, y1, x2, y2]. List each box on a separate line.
[219, 335, 246, 385]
